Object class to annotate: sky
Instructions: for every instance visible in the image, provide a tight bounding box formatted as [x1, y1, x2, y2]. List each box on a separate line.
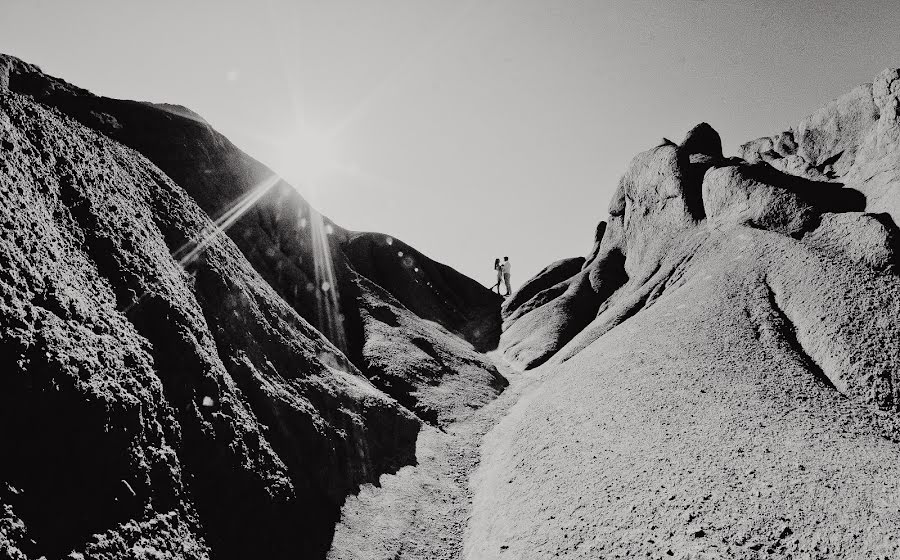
[3, 0, 900, 286]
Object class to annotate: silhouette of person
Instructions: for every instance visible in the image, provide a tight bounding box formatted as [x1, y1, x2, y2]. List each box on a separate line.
[501, 256, 512, 296]
[492, 258, 503, 294]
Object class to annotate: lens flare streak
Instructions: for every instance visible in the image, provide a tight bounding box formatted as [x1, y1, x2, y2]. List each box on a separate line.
[175, 174, 282, 266]
[308, 207, 348, 355]
[123, 174, 280, 314]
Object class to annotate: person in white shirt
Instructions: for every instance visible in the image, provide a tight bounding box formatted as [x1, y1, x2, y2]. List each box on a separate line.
[501, 256, 512, 296]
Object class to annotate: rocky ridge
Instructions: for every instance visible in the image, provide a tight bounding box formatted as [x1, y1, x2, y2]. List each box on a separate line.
[501, 71, 900, 387]
[0, 54, 503, 560]
[481, 69, 900, 558]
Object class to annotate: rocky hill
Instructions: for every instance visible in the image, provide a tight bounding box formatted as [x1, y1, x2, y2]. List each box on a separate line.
[482, 70, 900, 558]
[0, 54, 504, 560]
[3, 52, 900, 560]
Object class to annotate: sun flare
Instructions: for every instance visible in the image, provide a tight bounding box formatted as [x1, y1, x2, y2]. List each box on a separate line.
[275, 127, 342, 190]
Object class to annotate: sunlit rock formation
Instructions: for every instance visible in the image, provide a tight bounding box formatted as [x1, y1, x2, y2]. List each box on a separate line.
[478, 70, 900, 559]
[501, 71, 900, 381]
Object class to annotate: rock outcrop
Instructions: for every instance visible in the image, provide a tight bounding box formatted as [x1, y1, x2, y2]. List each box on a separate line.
[741, 69, 900, 224]
[0, 54, 504, 559]
[0, 54, 504, 425]
[501, 94, 899, 383]
[478, 71, 900, 558]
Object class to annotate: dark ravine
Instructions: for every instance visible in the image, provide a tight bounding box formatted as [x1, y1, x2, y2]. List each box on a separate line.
[0, 54, 503, 559]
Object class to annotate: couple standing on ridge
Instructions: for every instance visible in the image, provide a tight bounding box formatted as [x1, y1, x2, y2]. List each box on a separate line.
[493, 256, 512, 297]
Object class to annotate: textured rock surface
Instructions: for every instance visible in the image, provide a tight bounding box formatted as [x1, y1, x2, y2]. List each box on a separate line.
[804, 212, 898, 273]
[741, 69, 900, 223]
[500, 268, 605, 370]
[472, 245, 900, 557]
[342, 232, 501, 353]
[702, 164, 864, 236]
[356, 272, 507, 426]
[0, 54, 504, 559]
[0, 85, 425, 560]
[501, 69, 899, 373]
[680, 121, 723, 159]
[500, 256, 584, 326]
[0, 53, 503, 428]
[481, 69, 900, 558]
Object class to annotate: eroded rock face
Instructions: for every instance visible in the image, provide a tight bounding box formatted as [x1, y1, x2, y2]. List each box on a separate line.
[0, 87, 425, 560]
[357, 274, 507, 426]
[501, 257, 585, 324]
[477, 70, 900, 560]
[741, 69, 900, 223]
[1, 51, 504, 425]
[0, 54, 503, 559]
[502, 68, 900, 416]
[702, 164, 864, 236]
[500, 268, 605, 370]
[342, 232, 501, 353]
[804, 212, 898, 273]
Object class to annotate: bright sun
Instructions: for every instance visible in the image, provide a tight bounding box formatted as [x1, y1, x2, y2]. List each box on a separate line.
[275, 127, 342, 189]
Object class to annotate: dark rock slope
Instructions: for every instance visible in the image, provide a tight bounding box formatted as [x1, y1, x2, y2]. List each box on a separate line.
[0, 54, 504, 425]
[0, 55, 503, 559]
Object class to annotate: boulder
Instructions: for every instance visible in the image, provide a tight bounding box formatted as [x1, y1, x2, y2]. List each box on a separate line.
[702, 165, 819, 235]
[680, 121, 723, 158]
[803, 212, 898, 273]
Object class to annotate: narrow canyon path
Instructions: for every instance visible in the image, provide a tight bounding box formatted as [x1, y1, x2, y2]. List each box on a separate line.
[327, 351, 541, 559]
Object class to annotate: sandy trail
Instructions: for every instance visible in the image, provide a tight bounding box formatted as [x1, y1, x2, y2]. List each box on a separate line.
[327, 352, 538, 559]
